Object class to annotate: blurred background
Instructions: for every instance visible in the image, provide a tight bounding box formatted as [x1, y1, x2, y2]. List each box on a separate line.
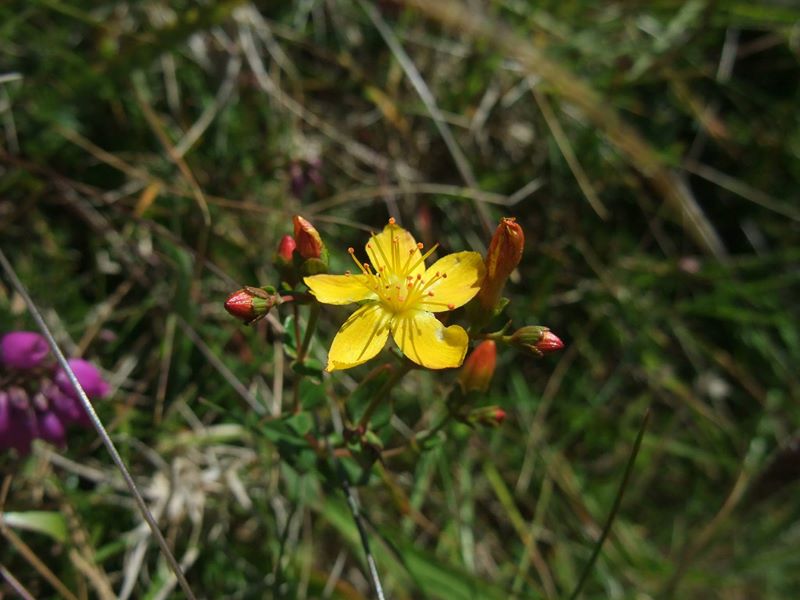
[1, 1, 799, 598]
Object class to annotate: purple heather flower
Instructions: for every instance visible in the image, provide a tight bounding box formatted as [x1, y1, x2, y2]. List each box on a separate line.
[0, 391, 10, 437]
[0, 331, 49, 370]
[37, 410, 66, 447]
[6, 386, 29, 410]
[0, 399, 37, 456]
[55, 358, 110, 401]
[44, 382, 87, 427]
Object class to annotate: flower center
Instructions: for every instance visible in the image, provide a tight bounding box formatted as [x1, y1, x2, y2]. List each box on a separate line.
[345, 221, 447, 315]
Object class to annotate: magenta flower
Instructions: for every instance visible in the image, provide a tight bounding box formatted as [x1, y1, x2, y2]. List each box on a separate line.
[0, 388, 38, 455]
[0, 391, 10, 438]
[0, 331, 49, 370]
[55, 359, 111, 400]
[45, 381, 88, 427]
[2, 330, 110, 455]
[37, 410, 66, 447]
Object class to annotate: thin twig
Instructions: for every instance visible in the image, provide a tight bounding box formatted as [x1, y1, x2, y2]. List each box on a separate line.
[0, 563, 36, 600]
[0, 525, 80, 600]
[313, 412, 387, 600]
[529, 80, 609, 219]
[176, 316, 267, 415]
[337, 456, 387, 600]
[568, 408, 651, 600]
[0, 248, 198, 600]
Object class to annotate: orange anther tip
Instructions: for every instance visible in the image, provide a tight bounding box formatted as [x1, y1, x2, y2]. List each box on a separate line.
[348, 247, 355, 253]
[417, 242, 423, 249]
[428, 291, 434, 296]
[442, 273, 448, 278]
[447, 303, 455, 310]
[345, 270, 351, 275]
[388, 217, 396, 225]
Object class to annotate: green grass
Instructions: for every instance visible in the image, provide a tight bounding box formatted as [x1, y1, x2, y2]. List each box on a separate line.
[1, 1, 799, 598]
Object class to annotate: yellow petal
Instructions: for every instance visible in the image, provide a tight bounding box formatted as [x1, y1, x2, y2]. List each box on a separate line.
[326, 303, 391, 371]
[391, 310, 469, 369]
[304, 274, 376, 305]
[365, 223, 425, 277]
[417, 252, 485, 312]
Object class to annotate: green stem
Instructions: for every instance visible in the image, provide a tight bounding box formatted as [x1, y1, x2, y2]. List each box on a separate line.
[568, 408, 650, 600]
[413, 414, 453, 448]
[358, 361, 412, 430]
[297, 302, 320, 364]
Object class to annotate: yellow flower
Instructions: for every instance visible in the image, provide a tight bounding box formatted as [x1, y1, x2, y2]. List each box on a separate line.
[304, 219, 485, 372]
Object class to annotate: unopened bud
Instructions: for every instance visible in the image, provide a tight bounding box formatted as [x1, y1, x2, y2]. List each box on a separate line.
[468, 405, 507, 427]
[224, 286, 275, 324]
[509, 326, 564, 356]
[536, 331, 564, 354]
[293, 216, 326, 261]
[276, 235, 296, 263]
[477, 217, 524, 312]
[274, 235, 298, 285]
[458, 340, 497, 393]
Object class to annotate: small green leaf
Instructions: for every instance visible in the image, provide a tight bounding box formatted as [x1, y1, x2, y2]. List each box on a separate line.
[291, 358, 324, 382]
[298, 378, 326, 409]
[282, 314, 298, 358]
[2, 511, 67, 543]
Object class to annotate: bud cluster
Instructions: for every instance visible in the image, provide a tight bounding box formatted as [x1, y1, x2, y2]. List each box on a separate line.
[1, 331, 110, 455]
[273, 215, 329, 284]
[224, 215, 330, 325]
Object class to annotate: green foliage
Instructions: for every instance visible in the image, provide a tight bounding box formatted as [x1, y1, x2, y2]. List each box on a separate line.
[1, 1, 799, 598]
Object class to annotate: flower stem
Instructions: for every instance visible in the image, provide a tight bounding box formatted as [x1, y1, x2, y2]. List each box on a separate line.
[358, 361, 412, 430]
[297, 302, 319, 364]
[292, 302, 321, 413]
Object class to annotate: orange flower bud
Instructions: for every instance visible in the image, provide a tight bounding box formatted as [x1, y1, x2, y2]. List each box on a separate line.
[224, 287, 275, 324]
[458, 340, 497, 393]
[293, 215, 326, 260]
[477, 217, 524, 312]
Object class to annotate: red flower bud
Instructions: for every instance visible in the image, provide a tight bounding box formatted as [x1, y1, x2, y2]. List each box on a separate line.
[224, 287, 275, 324]
[293, 216, 326, 260]
[277, 235, 296, 263]
[509, 326, 564, 356]
[468, 405, 507, 427]
[535, 331, 564, 354]
[458, 340, 497, 393]
[477, 217, 525, 312]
